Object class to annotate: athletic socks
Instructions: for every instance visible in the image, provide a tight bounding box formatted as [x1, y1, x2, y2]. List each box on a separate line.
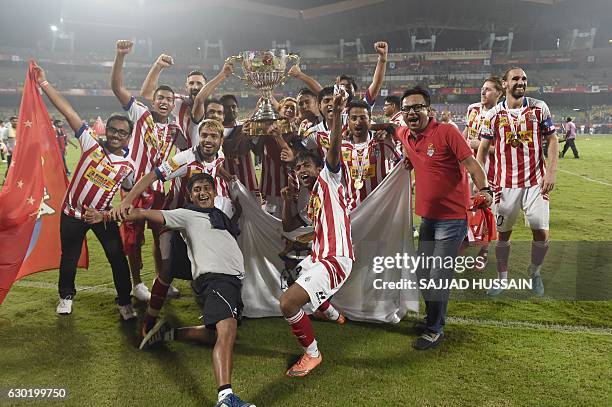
[218, 384, 232, 402]
[286, 309, 319, 358]
[531, 240, 550, 269]
[317, 300, 340, 321]
[495, 240, 511, 279]
[143, 277, 170, 333]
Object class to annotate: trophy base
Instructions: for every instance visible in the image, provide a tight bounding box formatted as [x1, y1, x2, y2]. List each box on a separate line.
[245, 118, 292, 137]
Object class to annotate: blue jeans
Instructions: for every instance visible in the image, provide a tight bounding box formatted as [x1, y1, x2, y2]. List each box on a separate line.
[417, 218, 467, 334]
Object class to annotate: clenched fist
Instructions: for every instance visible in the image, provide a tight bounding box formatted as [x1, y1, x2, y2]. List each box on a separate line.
[156, 54, 174, 68]
[116, 40, 134, 55]
[374, 41, 388, 60]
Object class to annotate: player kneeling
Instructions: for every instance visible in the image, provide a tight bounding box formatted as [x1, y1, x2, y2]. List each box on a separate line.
[85, 173, 253, 407]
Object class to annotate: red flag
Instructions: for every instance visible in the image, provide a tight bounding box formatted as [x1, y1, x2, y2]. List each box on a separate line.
[0, 61, 88, 305]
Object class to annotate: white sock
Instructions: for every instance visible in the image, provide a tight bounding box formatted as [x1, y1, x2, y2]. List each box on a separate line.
[218, 386, 233, 402]
[499, 271, 508, 280]
[322, 305, 340, 321]
[305, 339, 320, 358]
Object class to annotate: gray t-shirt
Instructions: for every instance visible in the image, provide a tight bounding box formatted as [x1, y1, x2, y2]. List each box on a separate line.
[162, 208, 245, 279]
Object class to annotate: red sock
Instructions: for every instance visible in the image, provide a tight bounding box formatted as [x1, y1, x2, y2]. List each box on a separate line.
[285, 309, 315, 349]
[144, 277, 169, 333]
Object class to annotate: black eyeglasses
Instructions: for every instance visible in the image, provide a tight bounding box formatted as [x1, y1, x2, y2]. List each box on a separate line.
[401, 104, 428, 113]
[106, 126, 130, 139]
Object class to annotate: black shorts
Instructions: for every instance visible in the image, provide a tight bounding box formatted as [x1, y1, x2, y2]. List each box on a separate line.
[191, 273, 243, 329]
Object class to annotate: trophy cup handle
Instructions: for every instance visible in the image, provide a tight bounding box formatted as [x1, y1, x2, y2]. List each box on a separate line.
[225, 55, 245, 81]
[280, 53, 301, 86]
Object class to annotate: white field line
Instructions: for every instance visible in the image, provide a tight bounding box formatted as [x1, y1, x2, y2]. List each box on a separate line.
[559, 169, 612, 187]
[13, 280, 612, 335]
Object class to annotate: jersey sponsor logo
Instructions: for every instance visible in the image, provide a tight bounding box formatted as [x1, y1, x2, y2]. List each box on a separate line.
[84, 166, 117, 192]
[88, 149, 120, 174]
[349, 164, 375, 179]
[504, 130, 534, 146]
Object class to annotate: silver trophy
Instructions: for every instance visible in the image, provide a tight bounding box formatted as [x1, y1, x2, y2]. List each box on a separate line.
[226, 50, 300, 135]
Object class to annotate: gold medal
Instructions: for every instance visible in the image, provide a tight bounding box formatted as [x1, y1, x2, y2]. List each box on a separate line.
[354, 178, 364, 190]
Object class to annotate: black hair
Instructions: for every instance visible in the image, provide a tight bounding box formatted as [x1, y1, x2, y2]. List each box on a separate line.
[53, 119, 63, 126]
[297, 87, 317, 99]
[187, 70, 207, 81]
[317, 86, 334, 105]
[106, 114, 134, 135]
[187, 172, 215, 192]
[338, 74, 358, 93]
[384, 95, 401, 109]
[566, 117, 572, 122]
[295, 150, 323, 168]
[220, 94, 239, 106]
[204, 98, 223, 111]
[401, 86, 431, 106]
[154, 85, 175, 98]
[9, 116, 17, 121]
[346, 100, 371, 117]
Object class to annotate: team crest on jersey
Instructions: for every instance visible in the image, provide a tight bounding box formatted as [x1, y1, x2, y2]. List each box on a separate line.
[499, 116, 509, 127]
[342, 150, 351, 162]
[426, 143, 435, 157]
[318, 133, 330, 149]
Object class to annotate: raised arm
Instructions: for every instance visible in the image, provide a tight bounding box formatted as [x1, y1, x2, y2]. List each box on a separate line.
[366, 41, 388, 103]
[140, 54, 174, 101]
[288, 64, 323, 95]
[111, 40, 134, 107]
[192, 62, 233, 123]
[326, 93, 346, 170]
[33, 65, 83, 132]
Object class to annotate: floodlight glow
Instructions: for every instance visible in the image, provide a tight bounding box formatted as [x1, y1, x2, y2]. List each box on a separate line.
[50, 25, 58, 32]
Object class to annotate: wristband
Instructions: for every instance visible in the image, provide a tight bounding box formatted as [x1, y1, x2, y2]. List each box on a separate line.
[40, 81, 49, 87]
[479, 186, 493, 195]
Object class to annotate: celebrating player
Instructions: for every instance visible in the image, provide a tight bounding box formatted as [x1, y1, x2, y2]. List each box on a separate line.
[34, 65, 136, 319]
[111, 40, 185, 301]
[477, 67, 559, 296]
[279, 91, 353, 377]
[463, 76, 504, 269]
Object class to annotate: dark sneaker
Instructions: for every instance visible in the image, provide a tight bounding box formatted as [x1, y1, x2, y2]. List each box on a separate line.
[414, 331, 444, 350]
[215, 393, 256, 407]
[139, 320, 174, 350]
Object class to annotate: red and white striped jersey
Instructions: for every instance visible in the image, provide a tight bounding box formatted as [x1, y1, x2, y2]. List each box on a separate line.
[222, 123, 258, 192]
[479, 97, 556, 189]
[389, 111, 407, 127]
[465, 102, 495, 185]
[172, 95, 200, 148]
[156, 147, 228, 210]
[125, 96, 185, 196]
[341, 134, 400, 211]
[302, 118, 348, 158]
[62, 125, 134, 219]
[307, 165, 353, 261]
[260, 138, 296, 198]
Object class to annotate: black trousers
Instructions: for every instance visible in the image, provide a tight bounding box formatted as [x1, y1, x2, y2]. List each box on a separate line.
[58, 213, 132, 305]
[561, 138, 579, 158]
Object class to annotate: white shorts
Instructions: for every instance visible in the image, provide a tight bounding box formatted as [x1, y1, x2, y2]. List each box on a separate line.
[495, 185, 549, 233]
[294, 256, 353, 310]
